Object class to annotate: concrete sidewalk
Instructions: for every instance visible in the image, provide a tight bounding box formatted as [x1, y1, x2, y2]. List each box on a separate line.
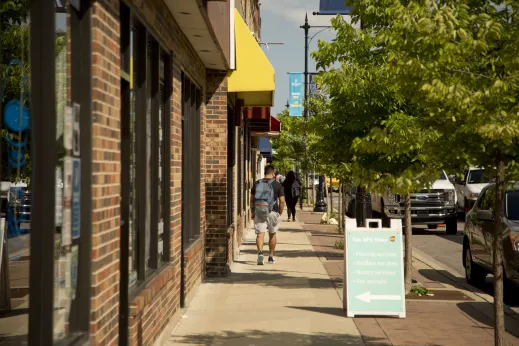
[163, 213, 365, 346]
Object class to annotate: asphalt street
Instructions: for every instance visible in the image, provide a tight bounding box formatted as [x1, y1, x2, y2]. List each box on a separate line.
[412, 220, 519, 313]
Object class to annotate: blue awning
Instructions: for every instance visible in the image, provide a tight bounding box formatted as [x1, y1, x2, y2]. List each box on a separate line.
[319, 0, 353, 14]
[258, 137, 272, 158]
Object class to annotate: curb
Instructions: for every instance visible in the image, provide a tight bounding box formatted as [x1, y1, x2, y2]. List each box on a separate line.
[412, 246, 492, 303]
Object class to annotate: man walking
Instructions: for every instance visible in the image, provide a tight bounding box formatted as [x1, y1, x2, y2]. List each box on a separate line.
[251, 165, 285, 265]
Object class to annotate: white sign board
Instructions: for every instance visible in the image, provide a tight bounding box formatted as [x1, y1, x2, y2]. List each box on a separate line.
[344, 218, 406, 318]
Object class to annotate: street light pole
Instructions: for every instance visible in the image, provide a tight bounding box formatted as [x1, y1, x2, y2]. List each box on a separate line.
[303, 13, 309, 119]
[300, 13, 327, 212]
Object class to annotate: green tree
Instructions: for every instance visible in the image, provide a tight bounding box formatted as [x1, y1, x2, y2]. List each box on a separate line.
[272, 109, 318, 175]
[345, 0, 519, 343]
[310, 14, 443, 293]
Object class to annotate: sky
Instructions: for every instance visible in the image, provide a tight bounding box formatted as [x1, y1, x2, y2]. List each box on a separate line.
[259, 0, 342, 116]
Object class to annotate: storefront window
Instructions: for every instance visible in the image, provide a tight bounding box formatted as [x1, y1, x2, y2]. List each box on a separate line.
[158, 54, 165, 261]
[0, 0, 31, 342]
[53, 2, 72, 340]
[129, 26, 138, 288]
[121, 12, 172, 290]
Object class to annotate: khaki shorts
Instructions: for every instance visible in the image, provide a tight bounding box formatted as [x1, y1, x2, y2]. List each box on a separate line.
[254, 211, 281, 234]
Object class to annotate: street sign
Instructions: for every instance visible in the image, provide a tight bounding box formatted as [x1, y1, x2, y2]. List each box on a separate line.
[344, 218, 406, 318]
[288, 73, 304, 116]
[319, 0, 353, 15]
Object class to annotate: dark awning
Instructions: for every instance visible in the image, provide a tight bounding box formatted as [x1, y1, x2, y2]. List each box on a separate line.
[258, 137, 272, 158]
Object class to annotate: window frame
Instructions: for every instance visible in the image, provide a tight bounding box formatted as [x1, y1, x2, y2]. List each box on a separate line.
[28, 0, 93, 344]
[181, 73, 202, 245]
[227, 105, 235, 227]
[118, 2, 173, 309]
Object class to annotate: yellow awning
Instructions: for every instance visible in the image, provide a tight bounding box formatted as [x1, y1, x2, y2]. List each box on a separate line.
[228, 9, 275, 107]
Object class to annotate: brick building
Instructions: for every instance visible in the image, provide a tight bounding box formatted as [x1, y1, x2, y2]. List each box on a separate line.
[0, 0, 279, 345]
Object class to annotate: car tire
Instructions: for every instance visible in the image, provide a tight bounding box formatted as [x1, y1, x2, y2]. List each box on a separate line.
[427, 225, 438, 230]
[464, 245, 486, 287]
[446, 218, 457, 235]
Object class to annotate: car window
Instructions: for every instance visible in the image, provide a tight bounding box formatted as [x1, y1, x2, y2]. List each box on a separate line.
[468, 169, 491, 184]
[506, 191, 519, 221]
[478, 186, 495, 212]
[439, 171, 447, 180]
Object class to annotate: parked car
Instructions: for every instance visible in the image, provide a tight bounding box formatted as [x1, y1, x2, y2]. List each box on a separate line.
[463, 183, 519, 301]
[370, 171, 458, 234]
[454, 167, 491, 214]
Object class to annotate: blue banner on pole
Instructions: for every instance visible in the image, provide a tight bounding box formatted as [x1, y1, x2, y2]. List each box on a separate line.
[289, 73, 304, 116]
[319, 0, 353, 15]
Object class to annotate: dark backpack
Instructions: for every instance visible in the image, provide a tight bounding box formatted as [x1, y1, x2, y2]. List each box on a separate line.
[254, 179, 275, 220]
[292, 180, 301, 198]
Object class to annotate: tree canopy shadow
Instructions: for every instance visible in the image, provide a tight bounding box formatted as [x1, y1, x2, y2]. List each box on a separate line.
[457, 302, 519, 340]
[240, 249, 321, 259]
[168, 329, 380, 346]
[205, 271, 335, 289]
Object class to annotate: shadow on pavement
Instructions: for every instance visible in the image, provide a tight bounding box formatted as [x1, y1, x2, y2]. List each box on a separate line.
[418, 269, 472, 292]
[288, 306, 346, 318]
[206, 271, 334, 289]
[457, 302, 519, 339]
[419, 269, 519, 308]
[240, 249, 321, 258]
[169, 329, 381, 346]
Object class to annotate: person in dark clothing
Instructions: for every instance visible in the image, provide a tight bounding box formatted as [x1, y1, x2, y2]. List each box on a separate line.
[282, 171, 301, 222]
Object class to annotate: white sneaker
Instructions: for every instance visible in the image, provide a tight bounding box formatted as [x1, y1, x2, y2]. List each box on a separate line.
[257, 253, 264, 265]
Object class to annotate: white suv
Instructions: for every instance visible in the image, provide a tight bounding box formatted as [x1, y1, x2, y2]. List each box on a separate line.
[454, 167, 491, 214]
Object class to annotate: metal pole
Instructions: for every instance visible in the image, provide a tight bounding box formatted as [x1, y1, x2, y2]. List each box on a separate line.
[301, 14, 326, 212]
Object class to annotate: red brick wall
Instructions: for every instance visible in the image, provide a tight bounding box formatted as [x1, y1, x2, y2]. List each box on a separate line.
[205, 71, 230, 276]
[89, 0, 209, 344]
[125, 0, 208, 343]
[90, 2, 121, 345]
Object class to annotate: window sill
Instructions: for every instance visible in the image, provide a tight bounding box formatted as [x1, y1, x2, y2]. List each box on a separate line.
[128, 262, 174, 317]
[183, 236, 203, 263]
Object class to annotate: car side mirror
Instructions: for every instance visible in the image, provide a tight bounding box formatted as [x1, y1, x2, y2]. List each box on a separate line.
[448, 175, 456, 184]
[477, 209, 493, 221]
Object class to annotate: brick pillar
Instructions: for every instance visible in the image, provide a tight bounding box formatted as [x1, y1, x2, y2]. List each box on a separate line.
[205, 70, 229, 276]
[90, 1, 121, 344]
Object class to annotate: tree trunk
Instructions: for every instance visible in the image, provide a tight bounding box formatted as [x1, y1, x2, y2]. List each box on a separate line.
[361, 187, 367, 227]
[404, 194, 412, 294]
[493, 153, 505, 346]
[329, 176, 333, 215]
[312, 170, 316, 206]
[342, 183, 348, 228]
[305, 173, 309, 206]
[338, 182, 342, 233]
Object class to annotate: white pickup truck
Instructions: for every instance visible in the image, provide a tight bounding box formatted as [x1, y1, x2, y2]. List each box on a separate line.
[454, 167, 491, 214]
[370, 171, 458, 234]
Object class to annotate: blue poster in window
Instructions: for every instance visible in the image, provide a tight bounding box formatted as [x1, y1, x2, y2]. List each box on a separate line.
[289, 73, 304, 116]
[71, 159, 81, 239]
[319, 0, 353, 15]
